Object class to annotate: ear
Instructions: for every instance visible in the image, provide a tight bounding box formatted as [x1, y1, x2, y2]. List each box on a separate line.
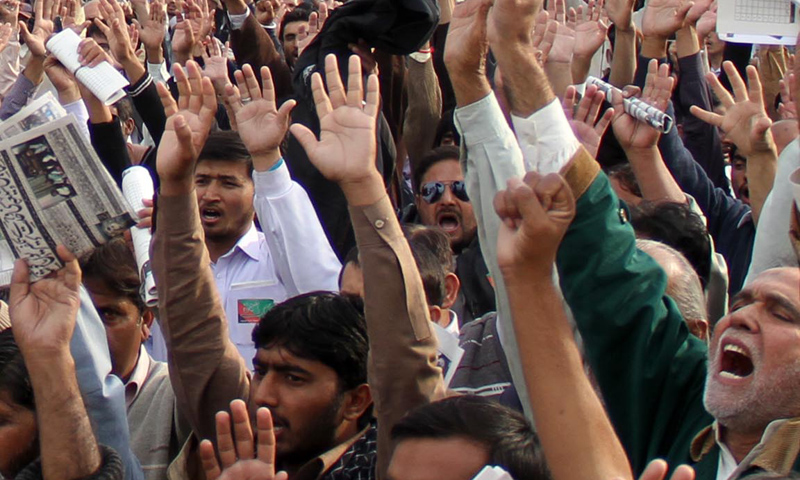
[442, 272, 460, 309]
[428, 305, 443, 326]
[123, 118, 136, 137]
[689, 319, 709, 342]
[140, 309, 155, 342]
[342, 383, 372, 422]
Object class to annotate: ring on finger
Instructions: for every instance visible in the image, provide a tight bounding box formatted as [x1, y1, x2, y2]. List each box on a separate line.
[241, 95, 252, 104]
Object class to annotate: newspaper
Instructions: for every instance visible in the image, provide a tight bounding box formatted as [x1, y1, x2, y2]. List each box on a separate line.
[0, 115, 134, 285]
[0, 92, 67, 140]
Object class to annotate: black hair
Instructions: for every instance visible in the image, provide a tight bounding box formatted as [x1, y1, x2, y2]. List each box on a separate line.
[339, 246, 361, 287]
[197, 130, 254, 176]
[279, 6, 312, 42]
[605, 163, 642, 198]
[113, 96, 135, 125]
[433, 110, 461, 150]
[391, 396, 550, 480]
[403, 224, 454, 307]
[252, 292, 368, 393]
[630, 201, 712, 288]
[80, 238, 146, 313]
[0, 329, 34, 410]
[412, 145, 461, 195]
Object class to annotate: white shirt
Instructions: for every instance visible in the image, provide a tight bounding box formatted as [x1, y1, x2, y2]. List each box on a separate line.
[212, 161, 342, 369]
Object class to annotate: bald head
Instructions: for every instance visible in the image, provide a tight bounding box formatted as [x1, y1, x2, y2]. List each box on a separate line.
[638, 239, 709, 340]
[770, 120, 799, 155]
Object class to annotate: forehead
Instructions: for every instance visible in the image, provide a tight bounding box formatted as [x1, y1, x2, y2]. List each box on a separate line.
[741, 268, 800, 304]
[388, 437, 490, 480]
[421, 159, 463, 184]
[283, 20, 307, 35]
[254, 345, 338, 377]
[196, 159, 252, 180]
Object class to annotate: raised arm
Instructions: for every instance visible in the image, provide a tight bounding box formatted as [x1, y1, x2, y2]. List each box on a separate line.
[151, 61, 250, 442]
[291, 54, 446, 480]
[225, 64, 342, 295]
[605, 0, 636, 88]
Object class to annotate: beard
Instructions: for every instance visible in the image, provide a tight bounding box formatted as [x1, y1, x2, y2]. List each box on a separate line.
[274, 393, 344, 471]
[704, 349, 800, 435]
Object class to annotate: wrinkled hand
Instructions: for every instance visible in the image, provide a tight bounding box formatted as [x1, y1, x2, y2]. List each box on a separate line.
[570, 0, 608, 59]
[9, 246, 82, 356]
[495, 172, 576, 277]
[199, 400, 288, 480]
[690, 61, 776, 156]
[545, 0, 575, 64]
[225, 64, 296, 166]
[444, 0, 491, 78]
[531, 10, 556, 65]
[641, 0, 692, 39]
[290, 54, 379, 188]
[604, 0, 634, 31]
[563, 84, 614, 158]
[487, 0, 541, 45]
[612, 59, 674, 151]
[155, 60, 218, 193]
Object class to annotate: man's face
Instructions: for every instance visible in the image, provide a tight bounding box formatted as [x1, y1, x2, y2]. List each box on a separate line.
[730, 156, 749, 206]
[166, 0, 178, 16]
[249, 346, 346, 466]
[387, 437, 490, 480]
[704, 268, 800, 434]
[84, 278, 148, 381]
[195, 160, 255, 244]
[0, 392, 38, 479]
[705, 32, 725, 57]
[415, 160, 477, 253]
[282, 20, 307, 68]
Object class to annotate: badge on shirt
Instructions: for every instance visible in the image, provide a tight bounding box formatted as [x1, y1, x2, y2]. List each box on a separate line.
[237, 299, 275, 324]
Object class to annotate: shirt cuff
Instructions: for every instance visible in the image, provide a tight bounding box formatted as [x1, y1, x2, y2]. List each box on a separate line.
[227, 9, 250, 30]
[454, 93, 511, 146]
[253, 160, 292, 197]
[147, 62, 170, 83]
[511, 99, 581, 175]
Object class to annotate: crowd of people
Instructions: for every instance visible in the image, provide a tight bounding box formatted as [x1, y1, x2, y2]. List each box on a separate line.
[0, 0, 800, 479]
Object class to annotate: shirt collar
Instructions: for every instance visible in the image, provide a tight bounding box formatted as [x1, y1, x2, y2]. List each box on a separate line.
[445, 310, 460, 337]
[220, 223, 261, 262]
[691, 418, 800, 476]
[290, 423, 373, 480]
[125, 345, 151, 407]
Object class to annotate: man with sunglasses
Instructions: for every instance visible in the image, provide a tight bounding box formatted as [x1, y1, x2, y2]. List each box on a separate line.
[412, 146, 496, 325]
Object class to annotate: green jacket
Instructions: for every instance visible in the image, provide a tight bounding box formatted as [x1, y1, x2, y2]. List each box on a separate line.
[557, 154, 713, 476]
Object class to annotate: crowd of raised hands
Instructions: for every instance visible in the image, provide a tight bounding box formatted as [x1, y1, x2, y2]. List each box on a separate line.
[1, 0, 800, 480]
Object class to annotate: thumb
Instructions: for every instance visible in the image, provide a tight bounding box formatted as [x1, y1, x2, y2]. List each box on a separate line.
[535, 173, 575, 222]
[509, 176, 546, 228]
[640, 459, 669, 480]
[173, 114, 198, 161]
[17, 19, 28, 38]
[289, 123, 319, 164]
[277, 99, 296, 124]
[9, 258, 31, 311]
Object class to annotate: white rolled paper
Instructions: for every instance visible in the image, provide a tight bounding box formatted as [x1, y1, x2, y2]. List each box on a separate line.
[122, 166, 158, 307]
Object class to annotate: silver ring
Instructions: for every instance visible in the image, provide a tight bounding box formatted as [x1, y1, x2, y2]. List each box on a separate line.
[241, 96, 252, 105]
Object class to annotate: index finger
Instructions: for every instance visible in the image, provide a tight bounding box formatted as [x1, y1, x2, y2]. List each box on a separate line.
[723, 60, 748, 102]
[256, 408, 278, 467]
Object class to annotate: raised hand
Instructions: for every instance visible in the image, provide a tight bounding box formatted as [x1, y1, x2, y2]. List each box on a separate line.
[19, 0, 57, 58]
[255, 0, 279, 26]
[685, 0, 713, 26]
[779, 55, 797, 120]
[186, 0, 212, 42]
[604, 0, 634, 31]
[690, 61, 776, 157]
[135, 0, 167, 54]
[201, 38, 231, 94]
[612, 59, 674, 151]
[94, 0, 136, 64]
[9, 246, 82, 356]
[570, 0, 608, 60]
[296, 2, 327, 58]
[563, 84, 613, 158]
[494, 172, 576, 277]
[641, 0, 692, 39]
[444, 0, 491, 79]
[171, 19, 196, 60]
[545, 0, 575, 64]
[155, 60, 218, 195]
[487, 0, 541, 44]
[639, 460, 695, 480]
[199, 400, 288, 480]
[289, 54, 382, 206]
[0, 22, 12, 52]
[225, 64, 296, 169]
[0, 0, 18, 26]
[695, 1, 717, 40]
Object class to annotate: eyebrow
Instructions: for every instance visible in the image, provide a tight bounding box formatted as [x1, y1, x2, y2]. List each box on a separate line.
[765, 293, 800, 322]
[195, 174, 244, 183]
[252, 360, 312, 377]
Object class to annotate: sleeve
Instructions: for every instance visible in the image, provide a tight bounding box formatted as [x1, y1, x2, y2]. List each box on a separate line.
[350, 195, 447, 480]
[676, 52, 728, 191]
[72, 287, 144, 480]
[453, 93, 533, 418]
[64, 100, 92, 143]
[555, 150, 713, 475]
[88, 117, 132, 186]
[0, 73, 37, 120]
[511, 98, 581, 174]
[147, 62, 171, 84]
[127, 73, 167, 146]
[403, 56, 442, 170]
[150, 192, 250, 442]
[228, 13, 292, 101]
[252, 161, 342, 296]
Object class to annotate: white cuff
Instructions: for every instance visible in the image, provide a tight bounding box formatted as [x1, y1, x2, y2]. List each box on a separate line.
[227, 9, 251, 30]
[147, 62, 170, 83]
[454, 93, 510, 146]
[511, 99, 580, 174]
[253, 161, 293, 198]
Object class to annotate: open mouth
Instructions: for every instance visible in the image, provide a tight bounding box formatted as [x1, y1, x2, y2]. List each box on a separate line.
[719, 343, 754, 380]
[201, 207, 222, 222]
[437, 212, 460, 233]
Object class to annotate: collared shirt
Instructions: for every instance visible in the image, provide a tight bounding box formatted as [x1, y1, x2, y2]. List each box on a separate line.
[211, 223, 286, 369]
[124, 345, 152, 408]
[444, 310, 460, 337]
[690, 419, 800, 480]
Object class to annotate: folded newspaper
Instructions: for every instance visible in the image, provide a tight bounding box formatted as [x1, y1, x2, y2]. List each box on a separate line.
[0, 111, 134, 285]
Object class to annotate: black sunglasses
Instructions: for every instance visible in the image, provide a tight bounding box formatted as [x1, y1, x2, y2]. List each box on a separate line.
[420, 181, 469, 204]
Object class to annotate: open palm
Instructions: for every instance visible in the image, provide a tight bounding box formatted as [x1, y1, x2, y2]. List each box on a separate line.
[612, 60, 674, 151]
[290, 55, 379, 185]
